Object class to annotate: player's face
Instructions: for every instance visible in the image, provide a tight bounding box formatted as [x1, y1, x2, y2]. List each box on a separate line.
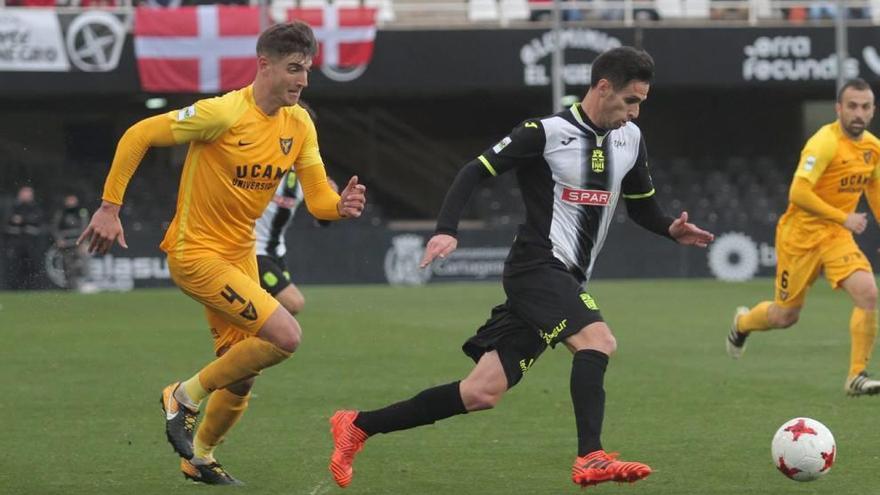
[261, 52, 312, 107]
[836, 87, 875, 139]
[597, 79, 649, 129]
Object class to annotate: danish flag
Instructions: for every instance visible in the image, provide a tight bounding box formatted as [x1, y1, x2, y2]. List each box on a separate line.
[286, 6, 377, 68]
[134, 5, 261, 93]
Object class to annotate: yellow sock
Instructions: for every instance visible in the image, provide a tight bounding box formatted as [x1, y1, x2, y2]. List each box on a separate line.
[849, 307, 878, 378]
[738, 301, 773, 333]
[193, 388, 251, 462]
[197, 337, 291, 393]
[182, 374, 209, 407]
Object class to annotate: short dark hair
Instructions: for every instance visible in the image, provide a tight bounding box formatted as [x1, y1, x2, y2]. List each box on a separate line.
[837, 78, 873, 102]
[590, 46, 654, 89]
[257, 21, 318, 59]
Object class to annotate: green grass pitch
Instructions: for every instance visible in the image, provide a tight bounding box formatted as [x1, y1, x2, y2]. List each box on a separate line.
[2, 279, 877, 494]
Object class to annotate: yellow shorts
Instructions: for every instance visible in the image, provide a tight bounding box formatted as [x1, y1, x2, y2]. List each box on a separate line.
[168, 254, 279, 355]
[774, 229, 872, 308]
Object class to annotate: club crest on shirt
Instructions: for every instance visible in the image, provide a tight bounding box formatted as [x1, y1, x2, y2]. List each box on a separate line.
[280, 137, 293, 155]
[591, 149, 605, 173]
[865, 151, 873, 164]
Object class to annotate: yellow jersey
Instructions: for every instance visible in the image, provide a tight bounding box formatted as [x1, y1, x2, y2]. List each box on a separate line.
[779, 121, 880, 246]
[157, 85, 323, 261]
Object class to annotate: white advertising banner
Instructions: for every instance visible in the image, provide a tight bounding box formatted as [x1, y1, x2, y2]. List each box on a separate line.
[0, 8, 70, 71]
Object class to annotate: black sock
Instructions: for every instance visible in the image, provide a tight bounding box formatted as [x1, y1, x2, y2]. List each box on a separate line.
[353, 381, 467, 436]
[571, 349, 609, 456]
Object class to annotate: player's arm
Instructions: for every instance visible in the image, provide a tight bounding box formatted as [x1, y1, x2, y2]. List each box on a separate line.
[788, 129, 863, 231]
[866, 166, 880, 225]
[623, 137, 714, 247]
[296, 113, 365, 220]
[77, 115, 176, 254]
[422, 120, 546, 267]
[298, 165, 345, 220]
[79, 99, 233, 254]
[788, 178, 848, 224]
[622, 137, 674, 239]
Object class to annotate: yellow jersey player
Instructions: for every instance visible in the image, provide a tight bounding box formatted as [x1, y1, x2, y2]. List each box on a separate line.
[727, 78, 880, 396]
[77, 22, 366, 484]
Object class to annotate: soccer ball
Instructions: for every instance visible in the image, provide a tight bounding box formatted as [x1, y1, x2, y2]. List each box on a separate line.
[771, 417, 836, 481]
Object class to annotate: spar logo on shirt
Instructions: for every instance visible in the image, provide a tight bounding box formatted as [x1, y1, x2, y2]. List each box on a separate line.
[561, 187, 612, 206]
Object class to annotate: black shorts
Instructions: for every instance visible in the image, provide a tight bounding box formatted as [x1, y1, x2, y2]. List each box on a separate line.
[462, 257, 603, 388]
[257, 254, 292, 297]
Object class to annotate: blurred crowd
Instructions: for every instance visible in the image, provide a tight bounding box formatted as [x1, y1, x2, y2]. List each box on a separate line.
[3, 186, 89, 290]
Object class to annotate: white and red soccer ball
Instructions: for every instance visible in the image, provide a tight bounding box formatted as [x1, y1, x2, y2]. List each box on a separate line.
[771, 417, 836, 482]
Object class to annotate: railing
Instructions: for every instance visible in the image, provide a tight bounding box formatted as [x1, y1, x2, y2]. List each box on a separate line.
[0, 0, 878, 27]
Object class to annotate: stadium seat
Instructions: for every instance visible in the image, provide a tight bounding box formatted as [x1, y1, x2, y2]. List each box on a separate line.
[299, 0, 328, 7]
[680, 0, 709, 17]
[335, 0, 362, 7]
[654, 0, 683, 17]
[469, 0, 500, 21]
[500, 0, 531, 22]
[365, 0, 397, 22]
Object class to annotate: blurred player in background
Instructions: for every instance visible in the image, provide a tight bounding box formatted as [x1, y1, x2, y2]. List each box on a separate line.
[256, 168, 336, 315]
[77, 22, 366, 485]
[727, 78, 880, 396]
[256, 101, 336, 315]
[3, 186, 44, 289]
[328, 47, 714, 489]
[51, 193, 89, 290]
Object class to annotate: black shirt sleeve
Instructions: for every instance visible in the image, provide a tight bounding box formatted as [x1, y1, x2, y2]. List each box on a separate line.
[435, 120, 546, 236]
[622, 136, 674, 240]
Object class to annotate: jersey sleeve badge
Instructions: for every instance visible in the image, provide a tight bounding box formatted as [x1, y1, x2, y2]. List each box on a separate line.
[492, 136, 512, 153]
[176, 104, 196, 121]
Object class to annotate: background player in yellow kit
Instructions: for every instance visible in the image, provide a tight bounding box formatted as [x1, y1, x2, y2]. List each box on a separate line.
[77, 22, 366, 484]
[727, 78, 880, 396]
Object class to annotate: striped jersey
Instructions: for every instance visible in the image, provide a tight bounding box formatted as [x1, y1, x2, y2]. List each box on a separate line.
[478, 104, 656, 282]
[255, 170, 303, 258]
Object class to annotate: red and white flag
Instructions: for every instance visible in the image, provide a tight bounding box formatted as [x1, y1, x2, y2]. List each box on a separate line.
[286, 6, 377, 69]
[134, 6, 261, 93]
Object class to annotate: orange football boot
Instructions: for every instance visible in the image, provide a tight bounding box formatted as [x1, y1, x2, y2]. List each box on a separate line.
[329, 410, 368, 488]
[572, 450, 652, 487]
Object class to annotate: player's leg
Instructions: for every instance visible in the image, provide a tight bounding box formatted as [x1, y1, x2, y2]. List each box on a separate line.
[188, 315, 255, 474]
[275, 285, 305, 316]
[258, 254, 305, 315]
[498, 260, 649, 486]
[563, 322, 651, 486]
[163, 256, 297, 460]
[328, 360, 486, 489]
[727, 239, 818, 358]
[825, 242, 880, 395]
[329, 303, 543, 488]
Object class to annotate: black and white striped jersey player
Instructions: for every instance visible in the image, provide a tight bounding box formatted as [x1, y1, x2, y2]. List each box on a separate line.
[411, 48, 714, 484]
[327, 48, 714, 489]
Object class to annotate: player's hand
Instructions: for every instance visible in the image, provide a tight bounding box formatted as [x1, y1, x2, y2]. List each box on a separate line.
[337, 176, 366, 218]
[668, 211, 714, 248]
[844, 212, 867, 234]
[420, 234, 457, 268]
[76, 201, 128, 255]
